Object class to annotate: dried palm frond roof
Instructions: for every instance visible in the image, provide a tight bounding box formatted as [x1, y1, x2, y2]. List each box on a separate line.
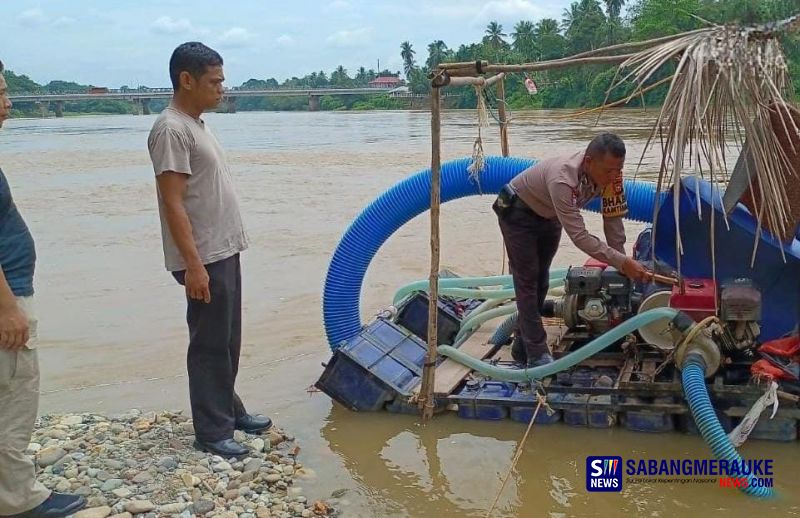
[607, 14, 800, 265]
[433, 14, 800, 266]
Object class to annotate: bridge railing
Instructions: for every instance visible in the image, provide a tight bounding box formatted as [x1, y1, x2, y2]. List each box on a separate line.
[10, 85, 405, 96]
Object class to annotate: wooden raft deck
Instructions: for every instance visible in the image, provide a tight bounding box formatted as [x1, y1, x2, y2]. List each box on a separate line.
[412, 323, 567, 398]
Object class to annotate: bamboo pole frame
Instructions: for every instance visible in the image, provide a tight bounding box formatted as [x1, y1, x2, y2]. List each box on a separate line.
[420, 50, 655, 422]
[418, 86, 442, 420]
[417, 14, 800, 420]
[497, 77, 509, 157]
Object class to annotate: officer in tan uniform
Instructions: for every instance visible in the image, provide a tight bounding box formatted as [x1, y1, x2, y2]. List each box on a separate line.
[493, 133, 650, 367]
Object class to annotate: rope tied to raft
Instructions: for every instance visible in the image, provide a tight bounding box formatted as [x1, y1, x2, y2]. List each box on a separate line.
[728, 380, 779, 447]
[485, 388, 551, 518]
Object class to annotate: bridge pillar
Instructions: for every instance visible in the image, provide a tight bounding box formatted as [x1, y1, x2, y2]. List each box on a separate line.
[54, 101, 65, 118]
[37, 102, 49, 118]
[226, 97, 236, 113]
[142, 99, 151, 115]
[308, 95, 320, 112]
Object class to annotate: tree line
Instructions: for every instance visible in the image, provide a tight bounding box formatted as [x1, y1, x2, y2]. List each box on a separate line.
[400, 0, 799, 109]
[4, 0, 799, 115]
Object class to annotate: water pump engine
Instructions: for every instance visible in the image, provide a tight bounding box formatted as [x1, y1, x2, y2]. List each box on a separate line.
[544, 260, 633, 335]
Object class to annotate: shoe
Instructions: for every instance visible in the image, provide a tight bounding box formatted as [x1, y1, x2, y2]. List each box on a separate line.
[11, 492, 86, 518]
[235, 414, 273, 434]
[193, 438, 250, 459]
[526, 353, 554, 369]
[510, 335, 527, 365]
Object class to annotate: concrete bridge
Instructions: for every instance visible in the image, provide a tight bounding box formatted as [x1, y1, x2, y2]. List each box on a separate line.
[9, 87, 432, 116]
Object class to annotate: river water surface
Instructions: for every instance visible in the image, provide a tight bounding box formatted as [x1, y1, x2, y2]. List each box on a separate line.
[2, 108, 797, 517]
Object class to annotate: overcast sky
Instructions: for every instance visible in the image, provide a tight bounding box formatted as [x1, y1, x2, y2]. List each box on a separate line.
[2, 0, 581, 88]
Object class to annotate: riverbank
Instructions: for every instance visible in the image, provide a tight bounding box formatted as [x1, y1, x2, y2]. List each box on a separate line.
[30, 411, 333, 518]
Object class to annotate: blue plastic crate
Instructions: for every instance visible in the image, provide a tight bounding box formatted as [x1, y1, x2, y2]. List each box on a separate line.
[623, 397, 675, 433]
[509, 388, 561, 424]
[453, 381, 515, 420]
[315, 318, 428, 411]
[747, 417, 797, 442]
[563, 394, 590, 426]
[680, 409, 733, 435]
[588, 395, 616, 428]
[395, 292, 471, 347]
[386, 397, 421, 415]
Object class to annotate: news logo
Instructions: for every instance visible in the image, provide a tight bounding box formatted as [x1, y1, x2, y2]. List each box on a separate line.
[586, 456, 623, 492]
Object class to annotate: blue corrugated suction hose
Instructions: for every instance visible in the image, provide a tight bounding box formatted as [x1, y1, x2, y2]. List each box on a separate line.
[682, 353, 775, 499]
[489, 313, 518, 346]
[323, 156, 662, 350]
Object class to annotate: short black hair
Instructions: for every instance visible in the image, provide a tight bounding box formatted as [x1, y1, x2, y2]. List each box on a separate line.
[0, 60, 4, 73]
[169, 42, 223, 91]
[587, 133, 626, 159]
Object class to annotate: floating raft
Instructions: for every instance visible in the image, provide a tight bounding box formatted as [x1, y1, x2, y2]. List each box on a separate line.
[315, 293, 800, 442]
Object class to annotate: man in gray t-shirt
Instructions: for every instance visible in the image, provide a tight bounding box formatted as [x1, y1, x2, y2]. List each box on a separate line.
[147, 42, 271, 459]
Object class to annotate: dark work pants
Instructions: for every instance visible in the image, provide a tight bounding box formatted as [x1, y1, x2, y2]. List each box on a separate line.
[496, 206, 562, 361]
[173, 254, 247, 442]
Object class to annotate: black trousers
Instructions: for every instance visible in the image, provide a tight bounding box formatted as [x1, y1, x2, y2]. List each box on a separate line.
[173, 254, 247, 442]
[495, 203, 562, 361]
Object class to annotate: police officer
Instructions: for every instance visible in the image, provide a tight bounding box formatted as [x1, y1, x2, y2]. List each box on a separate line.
[493, 133, 650, 367]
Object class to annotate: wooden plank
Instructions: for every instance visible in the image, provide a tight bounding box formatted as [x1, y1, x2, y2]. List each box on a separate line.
[494, 347, 514, 363]
[413, 328, 494, 397]
[414, 324, 567, 398]
[615, 357, 635, 388]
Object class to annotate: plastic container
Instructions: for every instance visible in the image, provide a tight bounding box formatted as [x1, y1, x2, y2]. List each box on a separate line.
[395, 292, 465, 346]
[453, 381, 515, 420]
[315, 318, 427, 411]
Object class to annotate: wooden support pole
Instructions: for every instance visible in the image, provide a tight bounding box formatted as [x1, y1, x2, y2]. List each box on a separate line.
[482, 54, 635, 74]
[440, 73, 505, 88]
[484, 73, 506, 88]
[562, 29, 706, 61]
[497, 76, 510, 274]
[497, 77, 509, 157]
[419, 86, 442, 420]
[439, 60, 489, 71]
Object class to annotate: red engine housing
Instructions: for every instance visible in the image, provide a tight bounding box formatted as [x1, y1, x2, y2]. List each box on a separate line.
[583, 258, 608, 270]
[670, 278, 717, 322]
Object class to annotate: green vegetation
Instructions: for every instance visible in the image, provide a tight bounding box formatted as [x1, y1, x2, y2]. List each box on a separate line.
[4, 0, 798, 116]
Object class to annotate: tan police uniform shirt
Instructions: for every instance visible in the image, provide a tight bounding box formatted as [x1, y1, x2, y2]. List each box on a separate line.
[510, 151, 627, 268]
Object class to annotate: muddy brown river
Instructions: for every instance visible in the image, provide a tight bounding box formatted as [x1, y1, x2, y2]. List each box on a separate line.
[2, 108, 797, 517]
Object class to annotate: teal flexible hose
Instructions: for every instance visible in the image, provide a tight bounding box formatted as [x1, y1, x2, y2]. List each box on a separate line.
[392, 276, 513, 305]
[682, 353, 775, 499]
[463, 298, 508, 321]
[392, 268, 569, 305]
[454, 275, 568, 343]
[438, 307, 679, 382]
[455, 304, 518, 344]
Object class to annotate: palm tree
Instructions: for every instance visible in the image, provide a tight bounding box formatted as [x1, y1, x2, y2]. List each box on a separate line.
[426, 40, 449, 70]
[562, 3, 580, 32]
[485, 21, 507, 49]
[511, 20, 536, 60]
[604, 0, 625, 43]
[400, 41, 416, 78]
[535, 18, 565, 60]
[355, 66, 368, 85]
[604, 0, 624, 19]
[331, 65, 350, 87]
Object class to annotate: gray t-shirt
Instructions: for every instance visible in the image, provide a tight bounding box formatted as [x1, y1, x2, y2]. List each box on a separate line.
[147, 105, 248, 271]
